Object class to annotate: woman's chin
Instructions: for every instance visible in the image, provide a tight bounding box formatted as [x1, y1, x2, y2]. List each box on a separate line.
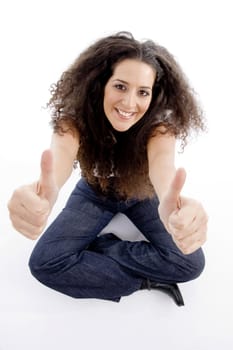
[110, 119, 135, 132]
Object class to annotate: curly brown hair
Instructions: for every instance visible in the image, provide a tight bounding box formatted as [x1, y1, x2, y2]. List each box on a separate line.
[48, 31, 206, 199]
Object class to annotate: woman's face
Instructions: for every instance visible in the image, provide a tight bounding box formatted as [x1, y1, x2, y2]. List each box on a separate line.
[103, 59, 156, 132]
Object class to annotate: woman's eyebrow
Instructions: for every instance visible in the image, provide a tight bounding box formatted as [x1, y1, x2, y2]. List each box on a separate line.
[112, 79, 128, 84]
[112, 79, 152, 90]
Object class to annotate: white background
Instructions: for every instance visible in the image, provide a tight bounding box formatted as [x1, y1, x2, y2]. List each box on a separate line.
[0, 0, 233, 349]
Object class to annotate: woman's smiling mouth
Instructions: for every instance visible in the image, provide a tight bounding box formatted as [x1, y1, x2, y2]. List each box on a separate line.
[116, 108, 136, 119]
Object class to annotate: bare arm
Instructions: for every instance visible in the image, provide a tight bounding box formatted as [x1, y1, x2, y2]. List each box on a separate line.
[147, 129, 208, 255]
[48, 130, 80, 189]
[8, 129, 79, 239]
[147, 131, 176, 202]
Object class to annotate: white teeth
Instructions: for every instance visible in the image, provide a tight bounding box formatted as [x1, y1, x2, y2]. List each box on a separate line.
[117, 109, 134, 118]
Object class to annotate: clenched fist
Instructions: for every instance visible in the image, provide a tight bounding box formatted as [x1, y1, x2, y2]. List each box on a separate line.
[158, 168, 208, 255]
[8, 150, 59, 240]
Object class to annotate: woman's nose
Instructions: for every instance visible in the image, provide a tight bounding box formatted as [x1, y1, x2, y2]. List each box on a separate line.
[122, 91, 137, 109]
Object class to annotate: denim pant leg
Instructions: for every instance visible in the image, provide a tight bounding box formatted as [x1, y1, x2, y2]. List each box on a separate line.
[90, 196, 205, 284]
[29, 179, 142, 302]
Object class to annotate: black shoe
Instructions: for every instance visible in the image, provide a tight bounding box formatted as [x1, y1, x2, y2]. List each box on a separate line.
[141, 280, 185, 307]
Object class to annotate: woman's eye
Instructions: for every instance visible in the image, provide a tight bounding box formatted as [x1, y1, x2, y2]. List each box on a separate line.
[114, 84, 126, 91]
[139, 90, 150, 97]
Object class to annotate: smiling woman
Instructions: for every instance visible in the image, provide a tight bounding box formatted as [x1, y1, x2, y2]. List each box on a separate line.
[103, 59, 156, 132]
[8, 31, 208, 306]
[46, 32, 205, 200]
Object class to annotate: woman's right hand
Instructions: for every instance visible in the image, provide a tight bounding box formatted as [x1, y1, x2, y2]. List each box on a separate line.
[8, 150, 59, 240]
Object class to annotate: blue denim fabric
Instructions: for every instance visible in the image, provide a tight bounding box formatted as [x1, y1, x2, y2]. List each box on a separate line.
[29, 178, 205, 302]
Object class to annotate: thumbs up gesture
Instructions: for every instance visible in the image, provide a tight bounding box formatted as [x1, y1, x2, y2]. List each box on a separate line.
[8, 150, 59, 239]
[158, 168, 208, 255]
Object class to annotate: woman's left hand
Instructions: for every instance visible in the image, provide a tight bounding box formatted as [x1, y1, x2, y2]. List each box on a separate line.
[158, 168, 208, 255]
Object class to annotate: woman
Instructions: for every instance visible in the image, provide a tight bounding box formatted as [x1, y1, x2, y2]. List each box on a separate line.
[8, 32, 208, 306]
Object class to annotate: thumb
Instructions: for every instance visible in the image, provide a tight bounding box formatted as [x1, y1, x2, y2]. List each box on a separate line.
[37, 149, 55, 199]
[167, 168, 186, 209]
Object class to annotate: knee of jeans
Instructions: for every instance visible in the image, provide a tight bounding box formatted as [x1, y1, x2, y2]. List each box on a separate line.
[183, 248, 205, 282]
[28, 247, 53, 282]
[28, 251, 43, 280]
